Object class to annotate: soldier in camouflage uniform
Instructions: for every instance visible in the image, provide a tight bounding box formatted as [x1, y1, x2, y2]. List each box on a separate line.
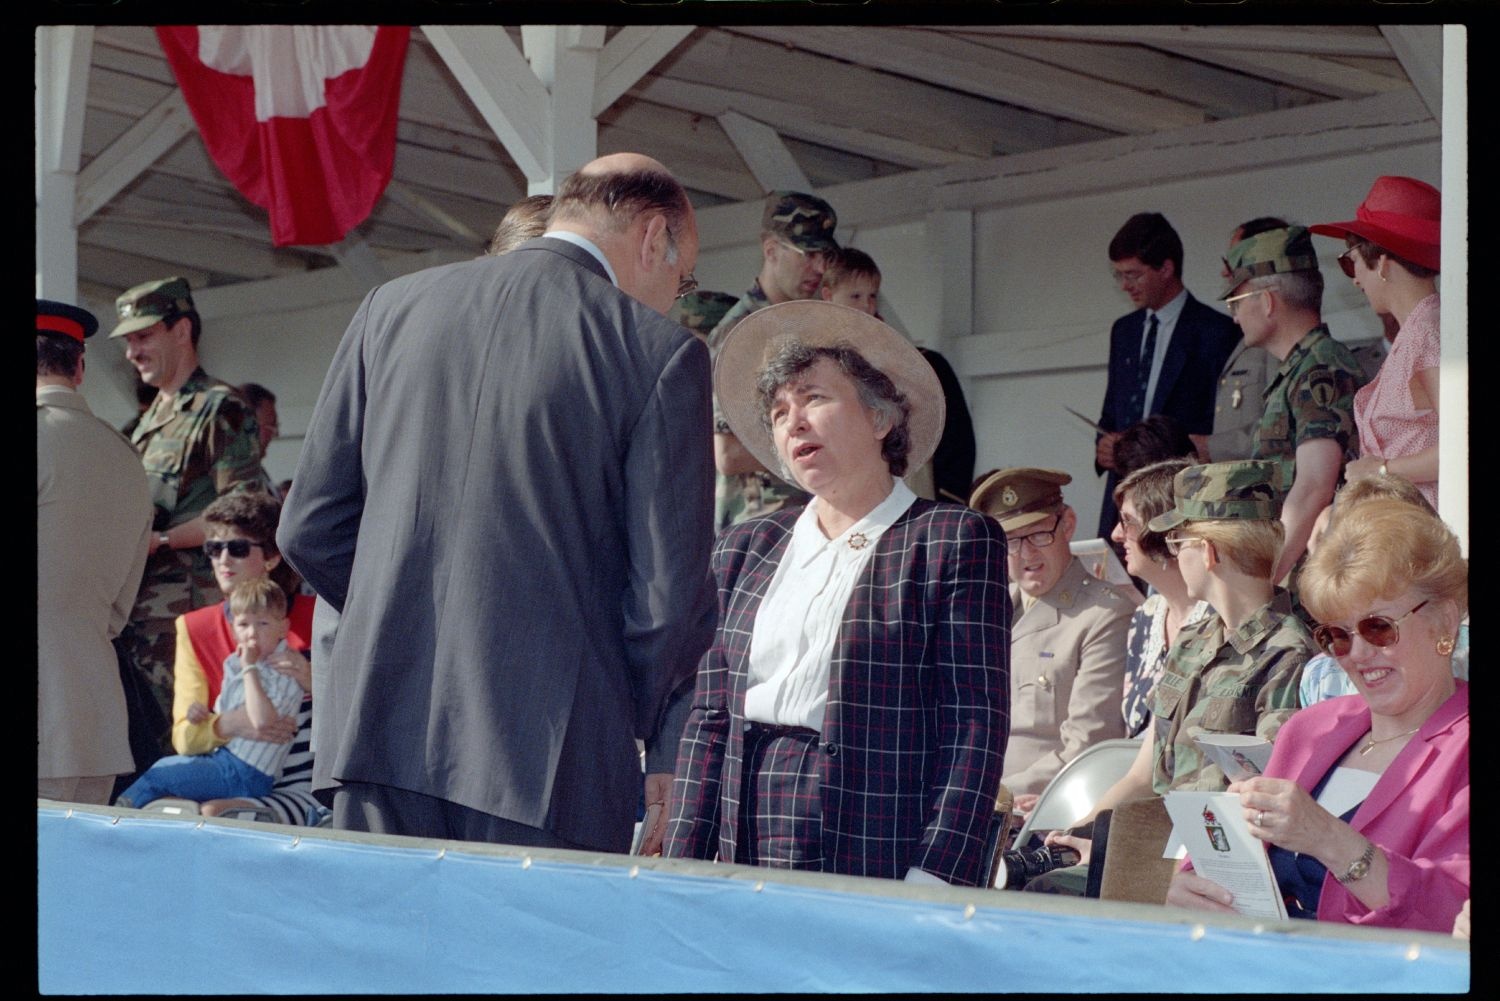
[1144, 460, 1315, 793]
[668, 289, 739, 342]
[707, 191, 839, 530]
[110, 277, 264, 741]
[1220, 226, 1363, 592]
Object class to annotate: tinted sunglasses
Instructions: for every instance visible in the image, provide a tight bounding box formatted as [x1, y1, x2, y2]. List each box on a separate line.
[1311, 599, 1428, 657]
[203, 539, 265, 560]
[1337, 249, 1358, 279]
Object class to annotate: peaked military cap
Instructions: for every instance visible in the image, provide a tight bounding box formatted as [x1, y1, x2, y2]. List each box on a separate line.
[37, 299, 99, 342]
[969, 467, 1072, 533]
[1147, 460, 1283, 532]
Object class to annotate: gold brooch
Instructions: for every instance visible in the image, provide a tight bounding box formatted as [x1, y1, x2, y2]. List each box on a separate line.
[847, 532, 870, 550]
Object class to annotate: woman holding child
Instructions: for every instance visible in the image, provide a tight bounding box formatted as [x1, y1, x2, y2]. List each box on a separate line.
[664, 300, 1008, 886]
[1167, 498, 1468, 931]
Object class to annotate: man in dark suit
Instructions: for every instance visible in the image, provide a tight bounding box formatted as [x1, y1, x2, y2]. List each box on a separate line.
[1094, 213, 1240, 538]
[279, 153, 716, 852]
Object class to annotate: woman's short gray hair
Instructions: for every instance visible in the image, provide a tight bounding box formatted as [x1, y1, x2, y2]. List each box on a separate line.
[754, 338, 911, 481]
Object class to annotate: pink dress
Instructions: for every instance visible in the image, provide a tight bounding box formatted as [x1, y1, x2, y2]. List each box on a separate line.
[1354, 293, 1440, 507]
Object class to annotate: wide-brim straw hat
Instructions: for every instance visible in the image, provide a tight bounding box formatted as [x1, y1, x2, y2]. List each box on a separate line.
[1308, 175, 1441, 273]
[713, 300, 945, 485]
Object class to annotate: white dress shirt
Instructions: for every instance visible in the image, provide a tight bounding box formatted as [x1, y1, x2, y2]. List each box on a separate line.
[1141, 286, 1188, 416]
[745, 480, 917, 732]
[541, 230, 618, 287]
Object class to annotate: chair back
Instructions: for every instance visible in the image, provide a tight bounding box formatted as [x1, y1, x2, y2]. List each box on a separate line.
[1011, 738, 1143, 850]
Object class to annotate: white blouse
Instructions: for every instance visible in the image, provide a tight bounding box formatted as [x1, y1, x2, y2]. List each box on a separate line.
[745, 480, 917, 731]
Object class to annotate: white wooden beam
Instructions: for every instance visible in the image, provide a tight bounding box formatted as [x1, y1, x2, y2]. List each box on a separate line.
[75, 89, 194, 225]
[326, 236, 389, 292]
[593, 26, 695, 116]
[729, 25, 1205, 134]
[191, 248, 471, 319]
[521, 25, 604, 193]
[421, 25, 550, 182]
[383, 181, 485, 247]
[36, 26, 93, 302]
[1437, 25, 1467, 551]
[968, 24, 1394, 58]
[81, 220, 312, 281]
[1380, 25, 1443, 121]
[1157, 46, 1409, 100]
[716, 111, 810, 193]
[628, 77, 974, 169]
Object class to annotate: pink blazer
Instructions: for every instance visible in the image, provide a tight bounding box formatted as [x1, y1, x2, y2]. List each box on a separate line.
[1264, 682, 1468, 932]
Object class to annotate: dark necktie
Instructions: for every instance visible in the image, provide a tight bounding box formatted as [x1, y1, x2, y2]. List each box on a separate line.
[1130, 312, 1159, 422]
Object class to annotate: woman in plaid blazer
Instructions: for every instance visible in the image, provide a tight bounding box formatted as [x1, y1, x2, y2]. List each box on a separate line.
[664, 301, 1010, 887]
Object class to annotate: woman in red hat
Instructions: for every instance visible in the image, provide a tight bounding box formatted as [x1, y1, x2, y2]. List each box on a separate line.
[1310, 176, 1442, 507]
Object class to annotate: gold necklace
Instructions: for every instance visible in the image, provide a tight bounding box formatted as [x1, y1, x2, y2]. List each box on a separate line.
[1359, 725, 1420, 755]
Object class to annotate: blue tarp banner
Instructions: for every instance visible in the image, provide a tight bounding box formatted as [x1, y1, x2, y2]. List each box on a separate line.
[38, 805, 1468, 993]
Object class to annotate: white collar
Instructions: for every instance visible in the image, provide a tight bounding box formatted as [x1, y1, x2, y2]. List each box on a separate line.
[1148, 286, 1189, 326]
[788, 479, 917, 568]
[542, 230, 618, 287]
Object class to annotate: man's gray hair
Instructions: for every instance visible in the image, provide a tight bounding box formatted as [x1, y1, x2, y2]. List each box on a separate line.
[754, 339, 911, 482]
[551, 167, 690, 237]
[1252, 269, 1324, 312]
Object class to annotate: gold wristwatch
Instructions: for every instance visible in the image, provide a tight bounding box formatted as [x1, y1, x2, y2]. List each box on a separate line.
[1337, 841, 1375, 885]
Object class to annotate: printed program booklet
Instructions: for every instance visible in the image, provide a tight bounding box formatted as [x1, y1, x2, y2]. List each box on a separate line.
[1164, 790, 1288, 920]
[1192, 733, 1274, 782]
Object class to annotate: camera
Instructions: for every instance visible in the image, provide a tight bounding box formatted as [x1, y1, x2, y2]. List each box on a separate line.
[998, 843, 1081, 889]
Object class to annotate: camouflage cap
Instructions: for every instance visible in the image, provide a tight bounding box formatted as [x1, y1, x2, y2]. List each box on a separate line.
[762, 190, 839, 253]
[1220, 226, 1320, 299]
[669, 290, 740, 340]
[111, 277, 196, 338]
[1147, 460, 1284, 532]
[969, 467, 1072, 533]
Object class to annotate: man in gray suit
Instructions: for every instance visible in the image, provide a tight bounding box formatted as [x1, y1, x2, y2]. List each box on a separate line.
[37, 300, 153, 804]
[279, 153, 716, 851]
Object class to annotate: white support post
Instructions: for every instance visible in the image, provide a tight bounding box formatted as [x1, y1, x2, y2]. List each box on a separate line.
[717, 110, 810, 193]
[35, 26, 93, 302]
[1381, 25, 1443, 122]
[1437, 26, 1467, 552]
[522, 25, 604, 194]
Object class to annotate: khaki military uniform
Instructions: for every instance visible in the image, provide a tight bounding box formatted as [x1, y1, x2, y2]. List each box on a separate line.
[1150, 600, 1312, 794]
[126, 367, 262, 729]
[1002, 557, 1140, 797]
[707, 281, 810, 531]
[1205, 340, 1277, 461]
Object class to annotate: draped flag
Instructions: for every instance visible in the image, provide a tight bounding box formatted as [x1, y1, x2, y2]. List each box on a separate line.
[156, 25, 410, 247]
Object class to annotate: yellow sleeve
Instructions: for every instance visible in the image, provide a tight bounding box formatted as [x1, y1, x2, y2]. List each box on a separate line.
[171, 616, 228, 755]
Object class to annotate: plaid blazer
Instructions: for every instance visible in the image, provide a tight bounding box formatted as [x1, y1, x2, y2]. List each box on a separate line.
[665, 499, 1011, 886]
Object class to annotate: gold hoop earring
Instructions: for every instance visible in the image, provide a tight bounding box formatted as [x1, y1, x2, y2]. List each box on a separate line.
[1437, 636, 1455, 656]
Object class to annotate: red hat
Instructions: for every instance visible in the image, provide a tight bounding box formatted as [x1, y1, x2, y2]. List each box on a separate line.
[37, 299, 99, 343]
[1309, 175, 1440, 272]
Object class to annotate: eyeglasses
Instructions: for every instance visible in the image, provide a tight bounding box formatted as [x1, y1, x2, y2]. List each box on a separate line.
[1162, 533, 1207, 556]
[203, 539, 265, 560]
[1111, 267, 1149, 286]
[777, 239, 828, 267]
[1005, 518, 1061, 554]
[1223, 288, 1268, 316]
[1337, 249, 1358, 279]
[676, 273, 699, 298]
[1312, 599, 1429, 657]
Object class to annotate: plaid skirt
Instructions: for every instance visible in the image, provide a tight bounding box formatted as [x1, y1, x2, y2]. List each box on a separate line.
[736, 721, 824, 870]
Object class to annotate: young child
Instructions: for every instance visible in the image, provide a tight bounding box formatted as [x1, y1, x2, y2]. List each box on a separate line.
[819, 247, 881, 316]
[117, 578, 306, 809]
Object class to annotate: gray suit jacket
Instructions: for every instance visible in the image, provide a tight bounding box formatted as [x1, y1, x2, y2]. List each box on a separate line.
[1002, 557, 1138, 796]
[37, 385, 152, 779]
[279, 238, 716, 851]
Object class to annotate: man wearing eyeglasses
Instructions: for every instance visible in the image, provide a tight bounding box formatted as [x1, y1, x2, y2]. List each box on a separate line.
[109, 276, 264, 741]
[1220, 226, 1363, 594]
[707, 190, 839, 530]
[969, 468, 1138, 814]
[279, 153, 715, 854]
[1094, 213, 1240, 540]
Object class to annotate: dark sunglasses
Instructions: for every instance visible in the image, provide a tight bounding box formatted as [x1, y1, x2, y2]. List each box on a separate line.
[203, 539, 265, 560]
[1337, 249, 1357, 279]
[1311, 599, 1428, 657]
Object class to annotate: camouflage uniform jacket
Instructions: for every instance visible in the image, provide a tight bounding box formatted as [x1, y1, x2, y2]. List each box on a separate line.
[706, 281, 810, 531]
[1149, 599, 1313, 794]
[1251, 324, 1363, 498]
[129, 367, 263, 617]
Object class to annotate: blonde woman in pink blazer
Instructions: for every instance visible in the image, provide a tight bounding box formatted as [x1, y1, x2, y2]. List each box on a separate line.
[1168, 498, 1467, 932]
